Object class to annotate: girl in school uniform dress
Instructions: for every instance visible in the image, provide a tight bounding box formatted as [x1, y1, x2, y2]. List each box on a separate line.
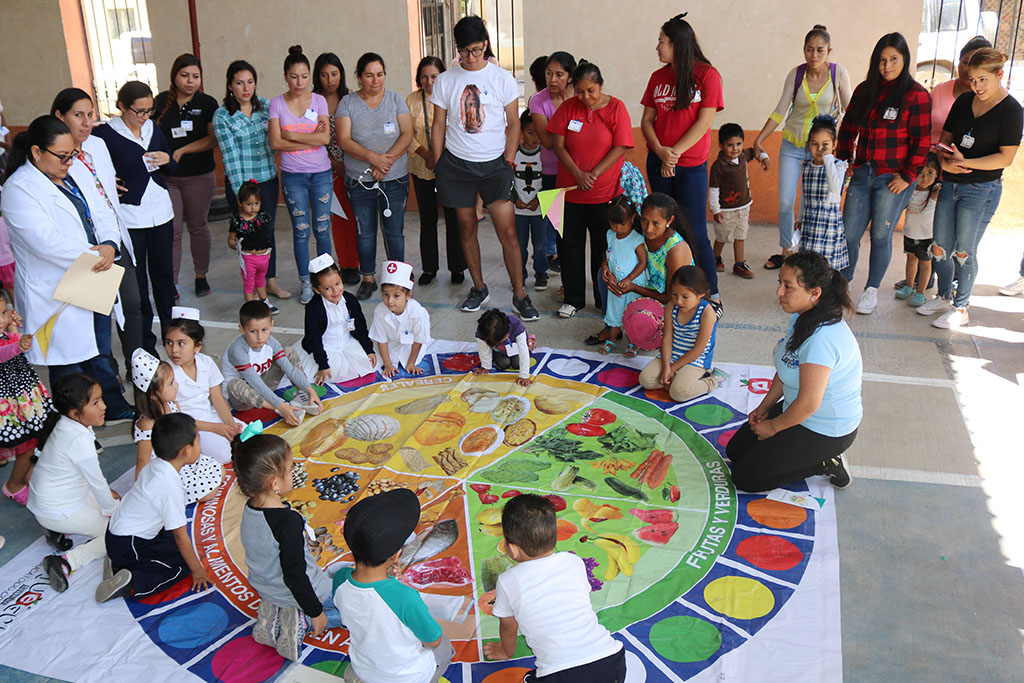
[298, 255, 376, 384]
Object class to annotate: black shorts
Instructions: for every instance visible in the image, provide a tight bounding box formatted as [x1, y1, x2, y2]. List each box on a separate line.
[435, 149, 514, 208]
[524, 647, 626, 682]
[903, 236, 933, 261]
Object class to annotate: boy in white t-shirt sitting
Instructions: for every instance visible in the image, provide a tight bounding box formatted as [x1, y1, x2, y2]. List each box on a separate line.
[96, 413, 210, 602]
[221, 300, 321, 426]
[332, 489, 454, 683]
[483, 494, 625, 682]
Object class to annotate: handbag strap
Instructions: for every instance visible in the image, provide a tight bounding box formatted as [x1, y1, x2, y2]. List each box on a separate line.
[421, 89, 431, 151]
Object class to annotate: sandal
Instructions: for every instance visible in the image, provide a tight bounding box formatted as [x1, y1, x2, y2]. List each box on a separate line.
[585, 326, 611, 346]
[624, 343, 638, 358]
[763, 254, 784, 270]
[598, 340, 616, 355]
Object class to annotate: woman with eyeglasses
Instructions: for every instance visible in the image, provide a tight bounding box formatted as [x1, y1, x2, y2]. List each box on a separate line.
[0, 115, 134, 420]
[93, 81, 177, 352]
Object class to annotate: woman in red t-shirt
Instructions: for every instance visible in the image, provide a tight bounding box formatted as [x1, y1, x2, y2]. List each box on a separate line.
[548, 61, 634, 318]
[641, 13, 723, 298]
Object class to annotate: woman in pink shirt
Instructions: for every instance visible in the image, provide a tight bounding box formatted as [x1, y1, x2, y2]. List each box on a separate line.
[929, 36, 991, 145]
[268, 45, 333, 305]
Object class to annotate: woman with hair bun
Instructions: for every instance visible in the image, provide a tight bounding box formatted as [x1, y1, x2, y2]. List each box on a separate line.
[727, 251, 861, 492]
[753, 25, 852, 269]
[922, 48, 1022, 329]
[269, 45, 333, 305]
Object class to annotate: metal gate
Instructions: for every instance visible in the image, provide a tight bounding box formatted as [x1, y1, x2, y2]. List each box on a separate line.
[78, 0, 159, 118]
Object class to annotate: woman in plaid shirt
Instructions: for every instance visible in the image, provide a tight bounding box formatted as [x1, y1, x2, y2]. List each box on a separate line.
[213, 60, 291, 300]
[837, 33, 930, 316]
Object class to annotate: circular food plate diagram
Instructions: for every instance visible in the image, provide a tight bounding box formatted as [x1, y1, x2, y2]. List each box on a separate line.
[124, 357, 821, 682]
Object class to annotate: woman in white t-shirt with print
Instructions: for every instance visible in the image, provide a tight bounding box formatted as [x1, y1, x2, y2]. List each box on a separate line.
[269, 45, 334, 305]
[430, 16, 539, 322]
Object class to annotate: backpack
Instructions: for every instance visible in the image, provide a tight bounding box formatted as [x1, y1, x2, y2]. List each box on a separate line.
[619, 161, 648, 212]
[792, 62, 838, 104]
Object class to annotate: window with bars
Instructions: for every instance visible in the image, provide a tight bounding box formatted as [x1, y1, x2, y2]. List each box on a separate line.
[80, 0, 158, 118]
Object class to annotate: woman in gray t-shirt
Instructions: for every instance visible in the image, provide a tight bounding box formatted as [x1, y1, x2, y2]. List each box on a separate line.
[335, 52, 414, 299]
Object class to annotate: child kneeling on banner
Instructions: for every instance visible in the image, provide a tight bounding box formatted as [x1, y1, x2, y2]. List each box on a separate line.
[233, 422, 342, 661]
[483, 493, 625, 681]
[369, 261, 432, 379]
[333, 488, 454, 683]
[639, 266, 719, 402]
[98, 413, 210, 602]
[473, 309, 534, 387]
[221, 300, 322, 426]
[297, 254, 376, 384]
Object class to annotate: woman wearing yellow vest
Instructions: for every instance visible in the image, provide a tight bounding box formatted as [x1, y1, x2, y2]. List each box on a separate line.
[754, 25, 852, 269]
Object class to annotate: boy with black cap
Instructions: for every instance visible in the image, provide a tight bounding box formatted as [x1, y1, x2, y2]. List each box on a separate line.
[333, 489, 454, 683]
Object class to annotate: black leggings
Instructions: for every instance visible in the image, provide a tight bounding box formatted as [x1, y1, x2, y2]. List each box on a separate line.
[562, 200, 609, 310]
[726, 402, 857, 492]
[412, 174, 464, 275]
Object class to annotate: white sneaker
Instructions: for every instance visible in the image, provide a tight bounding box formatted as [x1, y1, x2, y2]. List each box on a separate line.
[855, 287, 878, 315]
[998, 276, 1024, 296]
[933, 306, 968, 329]
[916, 296, 951, 315]
[557, 303, 579, 318]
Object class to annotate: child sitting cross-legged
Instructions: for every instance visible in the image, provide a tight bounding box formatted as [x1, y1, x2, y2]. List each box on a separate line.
[483, 493, 625, 681]
[473, 309, 534, 387]
[233, 423, 342, 661]
[368, 261, 432, 379]
[97, 413, 211, 602]
[333, 489, 454, 683]
[221, 300, 322, 426]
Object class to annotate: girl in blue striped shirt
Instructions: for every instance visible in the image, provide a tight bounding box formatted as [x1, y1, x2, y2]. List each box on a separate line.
[639, 266, 718, 402]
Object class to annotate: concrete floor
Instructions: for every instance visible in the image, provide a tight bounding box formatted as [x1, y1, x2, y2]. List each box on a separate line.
[1, 206, 1022, 681]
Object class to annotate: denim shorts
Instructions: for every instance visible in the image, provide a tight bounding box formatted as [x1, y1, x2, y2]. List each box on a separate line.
[903, 236, 933, 261]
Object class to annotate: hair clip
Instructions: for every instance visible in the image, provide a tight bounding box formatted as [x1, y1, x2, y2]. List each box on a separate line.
[247, 178, 257, 183]
[672, 12, 688, 21]
[240, 420, 264, 442]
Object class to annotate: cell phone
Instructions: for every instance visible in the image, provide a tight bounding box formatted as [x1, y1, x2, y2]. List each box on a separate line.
[936, 142, 955, 154]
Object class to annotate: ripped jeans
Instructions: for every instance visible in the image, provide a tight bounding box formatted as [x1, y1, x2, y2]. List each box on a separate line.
[281, 170, 334, 279]
[932, 178, 1002, 309]
[840, 164, 915, 288]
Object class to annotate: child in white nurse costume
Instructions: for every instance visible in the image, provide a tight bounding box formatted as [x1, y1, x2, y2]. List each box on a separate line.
[368, 261, 432, 378]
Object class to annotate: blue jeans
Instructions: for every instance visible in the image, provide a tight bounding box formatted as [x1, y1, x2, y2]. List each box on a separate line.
[841, 165, 915, 288]
[281, 170, 333, 280]
[777, 139, 810, 250]
[345, 175, 409, 275]
[932, 179, 1002, 309]
[646, 153, 718, 295]
[49, 313, 132, 415]
[516, 213, 548, 277]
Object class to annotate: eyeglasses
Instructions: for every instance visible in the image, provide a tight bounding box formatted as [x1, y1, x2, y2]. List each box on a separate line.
[457, 46, 486, 58]
[44, 148, 81, 165]
[128, 105, 155, 117]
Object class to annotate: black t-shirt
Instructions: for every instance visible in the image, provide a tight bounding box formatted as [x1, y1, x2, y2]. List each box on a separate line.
[153, 91, 219, 177]
[942, 91, 1023, 183]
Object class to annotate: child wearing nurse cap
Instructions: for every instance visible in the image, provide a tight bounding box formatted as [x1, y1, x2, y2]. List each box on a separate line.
[368, 261, 432, 378]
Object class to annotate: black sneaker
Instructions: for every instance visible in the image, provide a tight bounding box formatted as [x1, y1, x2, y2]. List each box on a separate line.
[44, 529, 73, 552]
[195, 277, 211, 297]
[513, 294, 540, 322]
[95, 568, 133, 603]
[356, 280, 378, 301]
[461, 286, 490, 312]
[43, 555, 71, 592]
[106, 407, 136, 425]
[451, 271, 466, 285]
[94, 439, 104, 454]
[825, 454, 852, 489]
[341, 268, 361, 286]
[418, 272, 436, 286]
[535, 274, 549, 291]
[548, 257, 561, 273]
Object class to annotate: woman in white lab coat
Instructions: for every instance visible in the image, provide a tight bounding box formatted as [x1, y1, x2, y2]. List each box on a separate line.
[0, 115, 134, 418]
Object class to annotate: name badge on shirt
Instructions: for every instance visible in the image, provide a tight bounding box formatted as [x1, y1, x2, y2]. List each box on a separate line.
[347, 317, 356, 331]
[882, 107, 899, 121]
[384, 120, 397, 135]
[304, 108, 318, 122]
[400, 329, 414, 344]
[567, 119, 583, 133]
[262, 120, 269, 130]
[960, 133, 975, 149]
[692, 89, 702, 103]
[171, 127, 187, 139]
[181, 120, 194, 132]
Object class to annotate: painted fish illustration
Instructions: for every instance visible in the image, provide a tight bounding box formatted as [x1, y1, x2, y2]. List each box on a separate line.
[401, 518, 459, 569]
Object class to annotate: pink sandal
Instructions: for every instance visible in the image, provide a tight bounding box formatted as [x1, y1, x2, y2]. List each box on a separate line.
[3, 482, 28, 506]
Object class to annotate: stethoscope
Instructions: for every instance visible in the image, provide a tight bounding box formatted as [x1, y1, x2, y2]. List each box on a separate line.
[356, 168, 392, 218]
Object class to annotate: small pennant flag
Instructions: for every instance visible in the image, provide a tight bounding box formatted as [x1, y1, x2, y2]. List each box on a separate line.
[537, 185, 577, 237]
[34, 303, 68, 360]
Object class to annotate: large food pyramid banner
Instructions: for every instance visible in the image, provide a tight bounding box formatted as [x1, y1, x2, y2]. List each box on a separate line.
[0, 343, 841, 682]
